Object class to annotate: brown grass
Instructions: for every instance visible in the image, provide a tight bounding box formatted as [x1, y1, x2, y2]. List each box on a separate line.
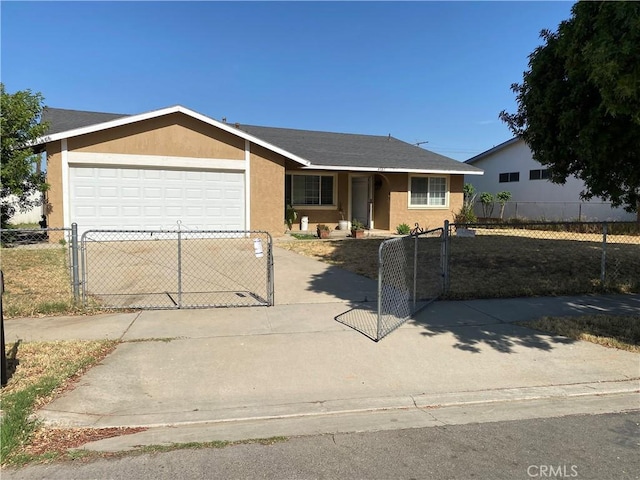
[519, 315, 640, 353]
[277, 230, 640, 298]
[1, 246, 77, 318]
[0, 340, 118, 405]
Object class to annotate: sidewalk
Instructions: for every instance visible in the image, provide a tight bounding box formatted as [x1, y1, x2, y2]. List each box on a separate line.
[4, 293, 639, 452]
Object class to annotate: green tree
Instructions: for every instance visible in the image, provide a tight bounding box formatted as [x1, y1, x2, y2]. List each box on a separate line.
[454, 183, 477, 224]
[0, 84, 49, 227]
[479, 192, 494, 218]
[496, 191, 512, 220]
[500, 2, 640, 215]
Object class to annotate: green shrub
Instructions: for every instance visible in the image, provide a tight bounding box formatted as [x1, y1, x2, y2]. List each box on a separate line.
[396, 223, 411, 235]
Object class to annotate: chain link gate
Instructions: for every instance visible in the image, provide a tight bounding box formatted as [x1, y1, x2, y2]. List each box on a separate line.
[81, 229, 273, 309]
[377, 227, 445, 339]
[336, 227, 446, 341]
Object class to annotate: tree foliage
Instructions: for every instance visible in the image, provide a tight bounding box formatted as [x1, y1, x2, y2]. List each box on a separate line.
[0, 83, 49, 226]
[500, 2, 640, 213]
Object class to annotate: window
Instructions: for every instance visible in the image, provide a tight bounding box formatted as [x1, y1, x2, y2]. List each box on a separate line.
[499, 172, 520, 183]
[409, 175, 448, 207]
[286, 174, 335, 206]
[529, 169, 549, 180]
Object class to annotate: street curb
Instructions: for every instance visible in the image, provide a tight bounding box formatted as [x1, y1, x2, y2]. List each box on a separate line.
[72, 380, 640, 452]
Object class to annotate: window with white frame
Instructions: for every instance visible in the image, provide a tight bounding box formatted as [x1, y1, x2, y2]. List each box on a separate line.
[409, 175, 448, 207]
[286, 173, 335, 206]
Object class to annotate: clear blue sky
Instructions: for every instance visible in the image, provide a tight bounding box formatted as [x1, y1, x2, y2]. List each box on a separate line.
[1, 1, 575, 160]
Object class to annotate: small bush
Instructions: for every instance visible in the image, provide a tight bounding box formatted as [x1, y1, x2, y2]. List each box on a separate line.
[396, 223, 411, 235]
[454, 205, 477, 224]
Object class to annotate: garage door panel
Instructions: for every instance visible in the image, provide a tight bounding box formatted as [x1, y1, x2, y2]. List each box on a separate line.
[70, 166, 245, 236]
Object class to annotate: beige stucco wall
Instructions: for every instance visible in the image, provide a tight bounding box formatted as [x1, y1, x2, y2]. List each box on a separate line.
[68, 113, 245, 159]
[389, 173, 463, 231]
[44, 142, 63, 230]
[250, 144, 286, 236]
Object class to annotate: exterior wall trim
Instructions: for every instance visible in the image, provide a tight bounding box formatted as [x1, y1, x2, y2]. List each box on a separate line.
[67, 151, 246, 171]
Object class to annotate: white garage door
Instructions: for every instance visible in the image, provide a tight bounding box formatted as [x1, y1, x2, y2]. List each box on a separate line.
[70, 166, 244, 236]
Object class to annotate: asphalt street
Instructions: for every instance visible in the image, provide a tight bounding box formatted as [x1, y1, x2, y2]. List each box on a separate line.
[3, 411, 639, 480]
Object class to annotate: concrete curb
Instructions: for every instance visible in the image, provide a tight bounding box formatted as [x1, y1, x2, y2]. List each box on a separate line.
[76, 380, 640, 452]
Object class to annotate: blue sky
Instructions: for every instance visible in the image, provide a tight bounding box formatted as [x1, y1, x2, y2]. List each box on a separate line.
[1, 1, 575, 160]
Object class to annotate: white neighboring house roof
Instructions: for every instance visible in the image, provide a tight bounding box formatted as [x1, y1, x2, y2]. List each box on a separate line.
[465, 137, 521, 165]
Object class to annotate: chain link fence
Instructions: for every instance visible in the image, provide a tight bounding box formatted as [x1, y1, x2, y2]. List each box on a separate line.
[81, 229, 273, 309]
[337, 227, 445, 341]
[473, 201, 636, 222]
[446, 221, 639, 299]
[0, 227, 77, 318]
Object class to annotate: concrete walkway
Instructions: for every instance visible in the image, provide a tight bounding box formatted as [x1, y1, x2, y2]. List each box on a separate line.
[3, 248, 639, 452]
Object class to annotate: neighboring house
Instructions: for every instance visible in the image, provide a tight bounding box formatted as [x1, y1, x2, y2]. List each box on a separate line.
[464, 138, 635, 221]
[4, 192, 43, 225]
[32, 105, 482, 238]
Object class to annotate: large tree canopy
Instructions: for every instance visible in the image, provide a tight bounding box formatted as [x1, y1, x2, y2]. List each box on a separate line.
[0, 84, 49, 226]
[500, 1, 640, 213]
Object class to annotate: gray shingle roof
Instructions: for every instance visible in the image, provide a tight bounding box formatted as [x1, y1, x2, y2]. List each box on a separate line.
[39, 107, 481, 174]
[237, 124, 480, 173]
[41, 107, 130, 135]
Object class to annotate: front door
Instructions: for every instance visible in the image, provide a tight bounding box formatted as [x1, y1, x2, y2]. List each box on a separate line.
[351, 176, 371, 228]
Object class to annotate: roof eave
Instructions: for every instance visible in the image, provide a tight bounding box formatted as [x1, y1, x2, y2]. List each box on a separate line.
[300, 164, 484, 175]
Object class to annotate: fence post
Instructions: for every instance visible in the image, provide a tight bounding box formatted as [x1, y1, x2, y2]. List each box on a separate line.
[71, 223, 80, 302]
[267, 234, 275, 306]
[177, 229, 182, 308]
[1, 271, 6, 387]
[376, 241, 384, 342]
[412, 233, 418, 311]
[442, 220, 450, 295]
[601, 222, 608, 286]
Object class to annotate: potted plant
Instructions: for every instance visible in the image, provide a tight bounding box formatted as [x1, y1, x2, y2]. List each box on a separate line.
[337, 203, 349, 231]
[351, 218, 365, 239]
[285, 204, 298, 231]
[317, 224, 331, 239]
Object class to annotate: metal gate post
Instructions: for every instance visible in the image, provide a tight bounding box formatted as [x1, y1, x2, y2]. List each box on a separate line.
[601, 222, 608, 285]
[376, 241, 384, 342]
[177, 229, 183, 308]
[267, 234, 275, 306]
[71, 223, 80, 302]
[442, 220, 450, 294]
[412, 233, 418, 311]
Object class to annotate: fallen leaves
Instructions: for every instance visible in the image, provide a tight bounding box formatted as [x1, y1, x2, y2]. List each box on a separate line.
[22, 426, 148, 456]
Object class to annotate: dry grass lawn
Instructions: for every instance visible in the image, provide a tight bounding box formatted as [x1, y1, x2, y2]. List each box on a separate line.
[1, 246, 79, 318]
[519, 315, 640, 353]
[0, 340, 122, 465]
[277, 230, 640, 298]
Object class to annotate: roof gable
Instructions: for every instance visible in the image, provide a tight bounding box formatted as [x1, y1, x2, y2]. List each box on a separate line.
[37, 106, 482, 174]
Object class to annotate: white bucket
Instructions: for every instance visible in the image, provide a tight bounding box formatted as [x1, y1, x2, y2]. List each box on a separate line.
[300, 216, 309, 231]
